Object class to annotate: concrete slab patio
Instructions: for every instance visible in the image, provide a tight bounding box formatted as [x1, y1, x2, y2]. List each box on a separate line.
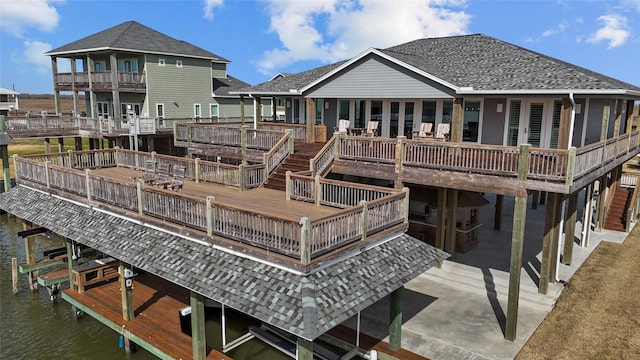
[341, 193, 631, 360]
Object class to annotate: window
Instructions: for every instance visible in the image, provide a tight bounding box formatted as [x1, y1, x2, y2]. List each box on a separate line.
[371, 101, 383, 122]
[441, 101, 453, 124]
[338, 100, 350, 120]
[421, 101, 436, 124]
[118, 59, 138, 72]
[507, 100, 521, 146]
[176, 60, 183, 68]
[194, 104, 201, 119]
[355, 100, 366, 128]
[550, 101, 562, 148]
[94, 60, 107, 72]
[158, 58, 165, 66]
[404, 102, 415, 138]
[210, 104, 219, 118]
[97, 102, 109, 118]
[315, 99, 323, 125]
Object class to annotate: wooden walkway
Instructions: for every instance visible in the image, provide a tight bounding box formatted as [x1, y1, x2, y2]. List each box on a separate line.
[90, 166, 336, 222]
[62, 272, 231, 360]
[327, 325, 430, 360]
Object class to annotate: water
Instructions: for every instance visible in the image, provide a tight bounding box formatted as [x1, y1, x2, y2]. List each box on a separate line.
[0, 213, 290, 360]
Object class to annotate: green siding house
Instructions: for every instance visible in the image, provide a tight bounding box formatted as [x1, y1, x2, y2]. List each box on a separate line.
[46, 21, 268, 123]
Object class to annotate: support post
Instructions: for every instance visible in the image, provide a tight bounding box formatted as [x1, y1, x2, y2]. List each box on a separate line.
[23, 225, 38, 291]
[445, 189, 458, 255]
[136, 179, 144, 216]
[436, 188, 447, 252]
[119, 263, 134, 321]
[563, 192, 578, 265]
[539, 193, 557, 295]
[549, 194, 563, 281]
[494, 194, 504, 230]
[306, 98, 316, 143]
[190, 291, 206, 360]
[360, 200, 368, 242]
[389, 286, 403, 352]
[451, 98, 464, 142]
[297, 337, 313, 360]
[394, 136, 405, 174]
[505, 195, 527, 341]
[206, 196, 215, 236]
[581, 183, 594, 247]
[66, 239, 77, 291]
[300, 217, 311, 266]
[595, 176, 607, 231]
[12, 257, 18, 294]
[194, 158, 200, 183]
[314, 175, 321, 206]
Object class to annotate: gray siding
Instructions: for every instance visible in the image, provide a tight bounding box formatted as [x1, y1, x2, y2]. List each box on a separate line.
[481, 98, 506, 145]
[211, 62, 226, 78]
[306, 55, 455, 99]
[144, 54, 212, 119]
[572, 98, 587, 147]
[215, 97, 255, 120]
[584, 99, 606, 145]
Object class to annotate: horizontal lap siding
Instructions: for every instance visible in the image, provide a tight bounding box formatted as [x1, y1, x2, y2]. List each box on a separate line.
[307, 56, 455, 99]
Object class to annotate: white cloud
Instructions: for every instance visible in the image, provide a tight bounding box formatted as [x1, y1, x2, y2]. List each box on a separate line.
[587, 14, 630, 49]
[542, 21, 568, 37]
[0, 0, 62, 37]
[23, 40, 53, 74]
[619, 0, 640, 13]
[255, 0, 470, 75]
[203, 0, 224, 20]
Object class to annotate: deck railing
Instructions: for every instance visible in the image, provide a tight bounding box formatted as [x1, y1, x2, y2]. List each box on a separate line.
[310, 136, 336, 177]
[335, 131, 640, 188]
[6, 115, 157, 136]
[13, 152, 408, 267]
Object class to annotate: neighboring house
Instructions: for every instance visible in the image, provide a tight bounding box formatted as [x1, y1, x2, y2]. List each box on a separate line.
[46, 21, 270, 122]
[236, 34, 640, 148]
[0, 87, 19, 116]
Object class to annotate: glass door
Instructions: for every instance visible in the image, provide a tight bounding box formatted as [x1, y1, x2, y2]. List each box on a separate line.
[390, 102, 400, 138]
[403, 102, 415, 138]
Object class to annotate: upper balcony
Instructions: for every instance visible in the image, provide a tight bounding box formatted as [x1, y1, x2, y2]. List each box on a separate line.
[54, 71, 146, 93]
[309, 132, 640, 197]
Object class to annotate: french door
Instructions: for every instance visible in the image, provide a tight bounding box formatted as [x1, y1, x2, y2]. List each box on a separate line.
[507, 100, 549, 147]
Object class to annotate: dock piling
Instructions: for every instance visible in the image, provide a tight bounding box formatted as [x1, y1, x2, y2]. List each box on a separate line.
[11, 257, 18, 294]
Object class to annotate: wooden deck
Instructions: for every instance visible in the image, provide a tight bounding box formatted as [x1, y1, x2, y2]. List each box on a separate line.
[62, 272, 231, 360]
[90, 166, 336, 222]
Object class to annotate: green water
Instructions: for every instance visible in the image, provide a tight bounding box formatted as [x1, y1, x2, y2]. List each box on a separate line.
[0, 213, 289, 360]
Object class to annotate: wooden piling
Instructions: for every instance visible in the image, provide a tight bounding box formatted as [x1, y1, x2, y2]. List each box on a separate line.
[12, 257, 18, 294]
[562, 193, 578, 265]
[389, 286, 403, 352]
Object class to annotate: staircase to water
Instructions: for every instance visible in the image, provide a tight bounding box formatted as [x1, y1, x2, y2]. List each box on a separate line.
[263, 141, 326, 191]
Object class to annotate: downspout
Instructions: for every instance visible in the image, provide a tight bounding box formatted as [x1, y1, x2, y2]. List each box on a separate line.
[250, 93, 257, 129]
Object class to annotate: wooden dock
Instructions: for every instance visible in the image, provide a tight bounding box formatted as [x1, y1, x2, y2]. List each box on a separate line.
[62, 272, 231, 360]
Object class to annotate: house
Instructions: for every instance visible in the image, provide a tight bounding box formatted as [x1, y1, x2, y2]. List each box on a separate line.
[236, 34, 639, 146]
[0, 87, 19, 116]
[234, 33, 640, 341]
[45, 21, 270, 122]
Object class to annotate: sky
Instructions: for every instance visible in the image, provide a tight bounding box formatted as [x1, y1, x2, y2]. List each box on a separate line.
[0, 0, 639, 94]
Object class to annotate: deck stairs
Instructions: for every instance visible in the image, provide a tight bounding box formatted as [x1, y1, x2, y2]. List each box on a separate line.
[418, 260, 559, 311]
[604, 187, 633, 232]
[263, 141, 326, 191]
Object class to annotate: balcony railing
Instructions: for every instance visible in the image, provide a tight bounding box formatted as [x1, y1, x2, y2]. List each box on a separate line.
[12, 148, 408, 268]
[54, 72, 145, 90]
[5, 115, 157, 136]
[334, 131, 640, 192]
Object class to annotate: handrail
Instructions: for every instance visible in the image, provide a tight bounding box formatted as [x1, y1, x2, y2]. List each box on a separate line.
[310, 136, 336, 177]
[263, 130, 291, 176]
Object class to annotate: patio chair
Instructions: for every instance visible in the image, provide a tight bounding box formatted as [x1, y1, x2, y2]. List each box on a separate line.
[154, 163, 171, 188]
[169, 166, 186, 191]
[413, 123, 434, 139]
[334, 119, 350, 134]
[141, 160, 157, 184]
[363, 121, 379, 137]
[435, 123, 450, 141]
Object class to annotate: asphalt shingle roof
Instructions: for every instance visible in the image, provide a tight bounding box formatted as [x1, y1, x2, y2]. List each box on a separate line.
[213, 75, 251, 96]
[0, 186, 447, 340]
[239, 34, 640, 94]
[47, 21, 229, 62]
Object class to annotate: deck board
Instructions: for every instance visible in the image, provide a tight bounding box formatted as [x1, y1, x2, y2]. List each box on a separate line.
[62, 272, 231, 360]
[91, 166, 336, 222]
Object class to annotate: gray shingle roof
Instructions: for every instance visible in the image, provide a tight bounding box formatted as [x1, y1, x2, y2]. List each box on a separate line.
[213, 75, 251, 96]
[237, 34, 640, 94]
[47, 21, 229, 62]
[0, 186, 447, 340]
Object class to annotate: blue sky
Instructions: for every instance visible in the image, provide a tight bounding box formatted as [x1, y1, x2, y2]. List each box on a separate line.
[1, 0, 639, 94]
